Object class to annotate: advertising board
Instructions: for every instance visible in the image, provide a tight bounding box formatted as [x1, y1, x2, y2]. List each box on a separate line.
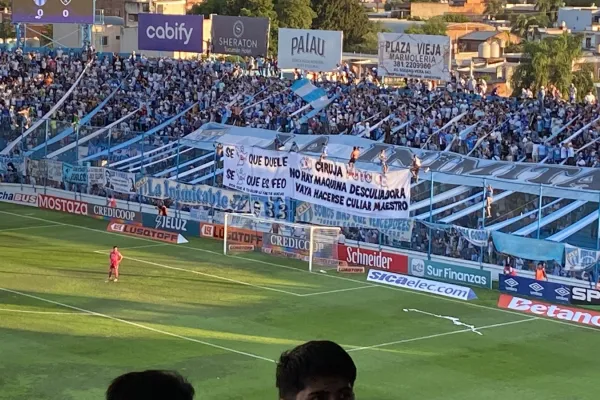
[377, 32, 451, 81]
[338, 244, 407, 274]
[0, 189, 37, 207]
[498, 294, 600, 328]
[38, 194, 88, 216]
[138, 14, 204, 53]
[277, 28, 343, 71]
[367, 269, 477, 301]
[211, 15, 270, 57]
[12, 0, 95, 24]
[571, 287, 600, 305]
[499, 275, 572, 304]
[200, 223, 263, 247]
[90, 205, 140, 223]
[409, 256, 492, 289]
[106, 222, 187, 244]
[142, 214, 200, 237]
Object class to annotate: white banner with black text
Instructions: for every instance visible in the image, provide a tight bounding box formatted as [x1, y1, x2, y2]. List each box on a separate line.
[223, 145, 291, 197]
[377, 32, 451, 81]
[290, 155, 411, 218]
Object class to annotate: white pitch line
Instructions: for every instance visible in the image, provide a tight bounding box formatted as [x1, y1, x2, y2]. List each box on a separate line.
[347, 317, 539, 353]
[93, 251, 304, 297]
[2, 210, 600, 333]
[0, 286, 275, 363]
[299, 285, 376, 297]
[0, 224, 62, 232]
[0, 308, 91, 316]
[96, 243, 169, 252]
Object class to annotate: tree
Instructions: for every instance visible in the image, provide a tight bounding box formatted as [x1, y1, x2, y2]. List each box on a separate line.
[311, 0, 376, 51]
[484, 0, 506, 17]
[405, 16, 447, 35]
[511, 33, 584, 97]
[275, 0, 316, 29]
[535, 0, 564, 22]
[511, 13, 549, 37]
[572, 63, 594, 101]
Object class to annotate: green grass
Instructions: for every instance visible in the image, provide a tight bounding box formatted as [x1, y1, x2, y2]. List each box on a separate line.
[0, 203, 598, 400]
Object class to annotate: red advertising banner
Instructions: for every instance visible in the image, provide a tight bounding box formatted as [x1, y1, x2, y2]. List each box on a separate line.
[38, 194, 88, 216]
[106, 222, 186, 244]
[200, 223, 263, 246]
[498, 294, 600, 328]
[337, 244, 407, 274]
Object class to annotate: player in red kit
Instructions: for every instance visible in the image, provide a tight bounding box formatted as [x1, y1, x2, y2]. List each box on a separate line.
[107, 246, 123, 282]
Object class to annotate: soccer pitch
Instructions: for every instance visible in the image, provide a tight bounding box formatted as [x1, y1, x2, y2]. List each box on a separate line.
[0, 203, 599, 400]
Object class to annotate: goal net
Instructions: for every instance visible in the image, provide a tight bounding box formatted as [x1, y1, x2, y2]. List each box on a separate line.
[223, 213, 341, 272]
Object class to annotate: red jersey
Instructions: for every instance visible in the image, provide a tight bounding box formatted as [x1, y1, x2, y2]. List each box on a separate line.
[110, 250, 123, 267]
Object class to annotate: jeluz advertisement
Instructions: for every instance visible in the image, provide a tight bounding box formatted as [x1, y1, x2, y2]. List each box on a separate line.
[367, 269, 477, 301]
[338, 244, 407, 274]
[499, 275, 572, 305]
[409, 256, 492, 289]
[142, 213, 200, 237]
[138, 13, 204, 53]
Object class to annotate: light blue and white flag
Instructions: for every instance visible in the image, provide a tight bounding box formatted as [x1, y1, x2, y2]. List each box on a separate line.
[291, 78, 330, 110]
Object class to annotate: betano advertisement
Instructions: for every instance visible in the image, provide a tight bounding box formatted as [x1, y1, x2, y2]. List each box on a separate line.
[498, 294, 600, 328]
[409, 256, 492, 289]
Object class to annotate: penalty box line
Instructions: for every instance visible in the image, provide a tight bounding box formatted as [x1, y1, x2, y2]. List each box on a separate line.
[347, 317, 539, 353]
[0, 286, 275, 363]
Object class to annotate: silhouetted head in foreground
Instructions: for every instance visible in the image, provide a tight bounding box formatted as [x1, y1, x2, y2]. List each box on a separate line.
[107, 370, 195, 400]
[276, 340, 356, 400]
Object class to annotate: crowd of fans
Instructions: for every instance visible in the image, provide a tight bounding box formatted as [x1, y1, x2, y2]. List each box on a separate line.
[0, 48, 598, 283]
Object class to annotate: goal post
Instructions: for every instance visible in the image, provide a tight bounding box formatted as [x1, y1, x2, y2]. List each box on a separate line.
[223, 213, 341, 272]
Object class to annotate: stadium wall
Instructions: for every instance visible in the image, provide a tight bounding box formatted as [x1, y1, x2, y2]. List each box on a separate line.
[0, 182, 590, 289]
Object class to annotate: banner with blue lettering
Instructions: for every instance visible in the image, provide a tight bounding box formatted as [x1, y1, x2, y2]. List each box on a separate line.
[295, 201, 413, 241]
[455, 226, 489, 247]
[135, 177, 250, 212]
[62, 163, 89, 185]
[142, 213, 200, 237]
[498, 274, 572, 304]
